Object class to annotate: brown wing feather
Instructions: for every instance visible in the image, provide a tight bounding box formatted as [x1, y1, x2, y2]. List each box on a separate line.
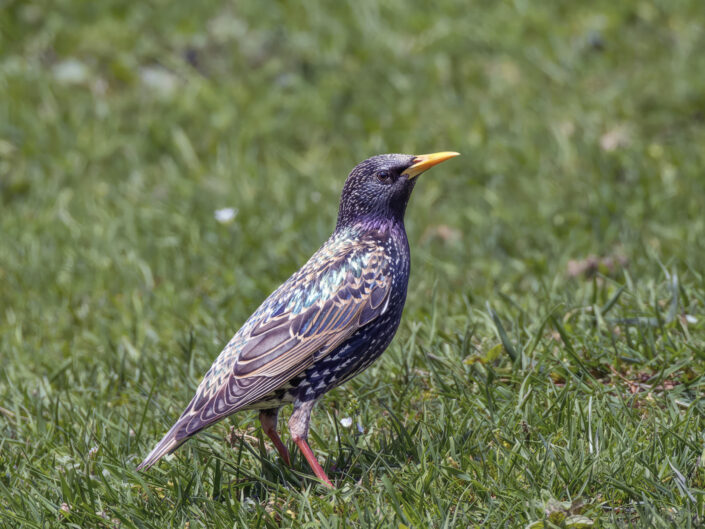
[137, 236, 391, 469]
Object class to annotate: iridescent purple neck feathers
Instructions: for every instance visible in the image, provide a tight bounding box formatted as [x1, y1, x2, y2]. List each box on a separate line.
[335, 154, 418, 230]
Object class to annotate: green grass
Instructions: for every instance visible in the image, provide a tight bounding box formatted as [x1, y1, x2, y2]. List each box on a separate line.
[2, 0, 705, 527]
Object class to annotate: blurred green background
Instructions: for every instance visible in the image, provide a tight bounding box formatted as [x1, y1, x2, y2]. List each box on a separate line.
[1, 1, 704, 527]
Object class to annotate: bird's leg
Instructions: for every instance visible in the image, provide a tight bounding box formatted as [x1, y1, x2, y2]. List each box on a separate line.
[259, 408, 291, 466]
[288, 399, 333, 488]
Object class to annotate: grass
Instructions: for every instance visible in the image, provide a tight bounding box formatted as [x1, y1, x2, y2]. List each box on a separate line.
[1, 0, 705, 527]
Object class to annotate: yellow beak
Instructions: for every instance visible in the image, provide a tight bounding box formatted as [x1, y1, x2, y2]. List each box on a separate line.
[401, 151, 460, 179]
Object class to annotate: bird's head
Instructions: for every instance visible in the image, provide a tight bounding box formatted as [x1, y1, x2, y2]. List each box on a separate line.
[336, 152, 459, 230]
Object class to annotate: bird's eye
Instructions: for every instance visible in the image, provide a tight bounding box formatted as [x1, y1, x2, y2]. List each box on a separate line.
[376, 170, 392, 183]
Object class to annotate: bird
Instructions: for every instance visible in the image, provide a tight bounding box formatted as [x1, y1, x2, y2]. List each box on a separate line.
[137, 151, 460, 487]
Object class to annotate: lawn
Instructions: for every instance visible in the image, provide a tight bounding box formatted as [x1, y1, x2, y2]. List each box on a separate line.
[1, 1, 704, 527]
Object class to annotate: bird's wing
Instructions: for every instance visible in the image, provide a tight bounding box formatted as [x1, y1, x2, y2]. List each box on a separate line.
[138, 235, 392, 469]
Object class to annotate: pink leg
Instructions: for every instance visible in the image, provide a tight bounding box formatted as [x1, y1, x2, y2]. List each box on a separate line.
[259, 410, 291, 466]
[294, 437, 333, 488]
[288, 399, 334, 488]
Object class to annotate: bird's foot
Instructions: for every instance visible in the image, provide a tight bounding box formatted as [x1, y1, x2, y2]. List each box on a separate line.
[294, 438, 333, 488]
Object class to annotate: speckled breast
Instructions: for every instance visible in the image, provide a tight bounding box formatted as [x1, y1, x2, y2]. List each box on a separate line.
[291, 223, 411, 403]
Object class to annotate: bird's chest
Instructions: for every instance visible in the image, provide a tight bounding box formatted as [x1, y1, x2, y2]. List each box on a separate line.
[295, 233, 410, 401]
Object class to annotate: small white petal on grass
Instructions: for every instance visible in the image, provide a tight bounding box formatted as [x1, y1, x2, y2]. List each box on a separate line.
[140, 66, 178, 98]
[214, 207, 237, 224]
[357, 422, 364, 433]
[208, 13, 248, 43]
[685, 315, 697, 324]
[600, 125, 631, 151]
[340, 417, 353, 428]
[53, 59, 89, 85]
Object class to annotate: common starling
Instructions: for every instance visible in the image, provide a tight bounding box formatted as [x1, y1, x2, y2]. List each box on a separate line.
[137, 152, 460, 487]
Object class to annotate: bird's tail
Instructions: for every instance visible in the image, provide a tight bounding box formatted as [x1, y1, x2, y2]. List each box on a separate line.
[136, 422, 187, 471]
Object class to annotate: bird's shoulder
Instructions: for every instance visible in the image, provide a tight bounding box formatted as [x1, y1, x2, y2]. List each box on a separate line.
[266, 228, 393, 316]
